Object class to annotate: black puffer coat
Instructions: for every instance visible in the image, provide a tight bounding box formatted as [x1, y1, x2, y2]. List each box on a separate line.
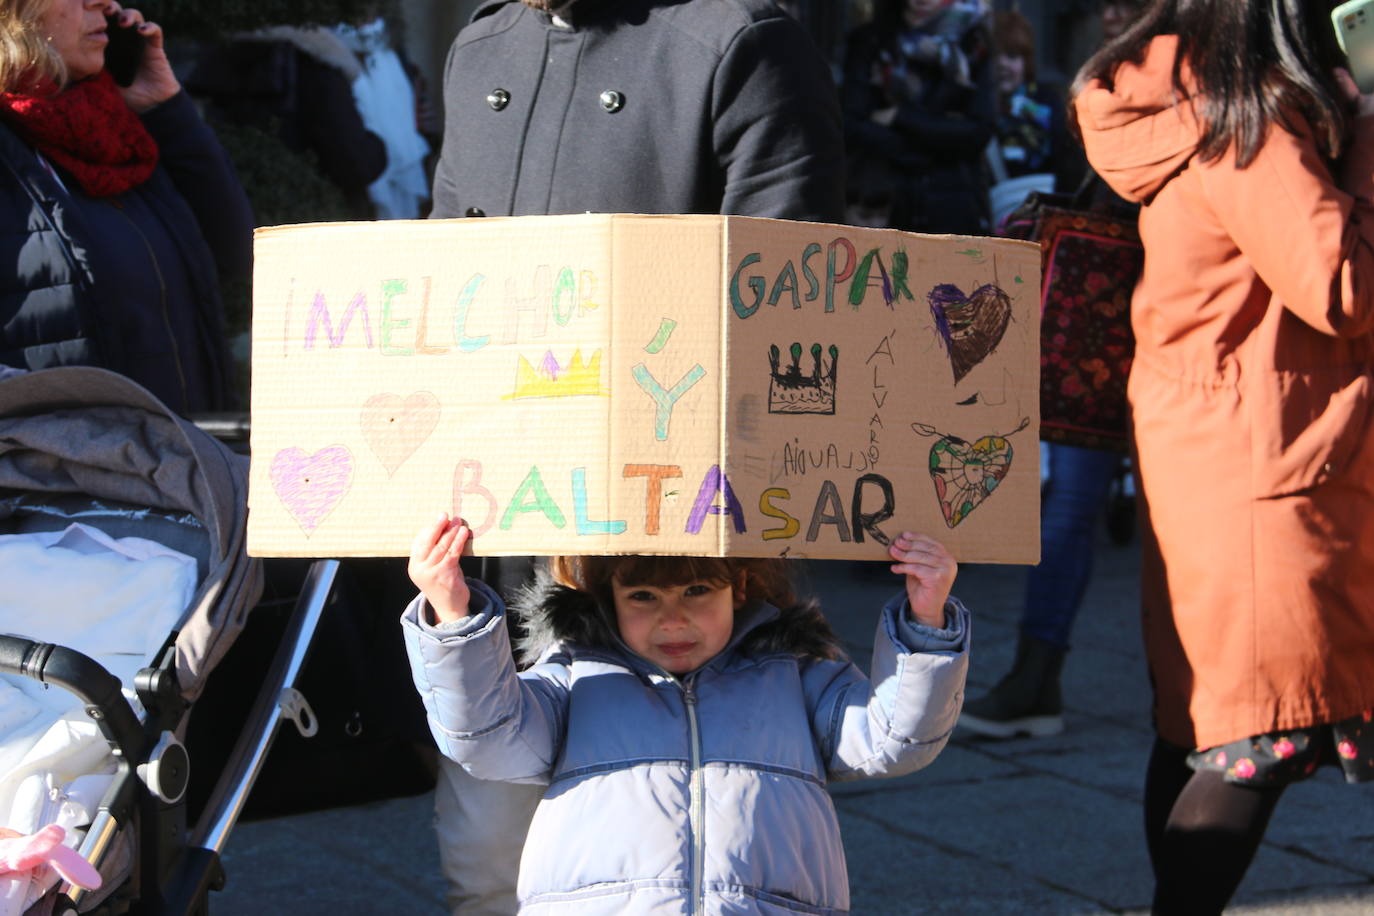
[841, 7, 996, 234]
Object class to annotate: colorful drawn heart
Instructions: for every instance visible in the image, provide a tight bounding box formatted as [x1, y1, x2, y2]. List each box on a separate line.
[270, 445, 354, 534]
[360, 391, 442, 476]
[928, 283, 1013, 384]
[927, 434, 1014, 527]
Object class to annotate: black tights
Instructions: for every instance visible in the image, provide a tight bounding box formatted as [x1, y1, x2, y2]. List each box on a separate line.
[1144, 738, 1287, 915]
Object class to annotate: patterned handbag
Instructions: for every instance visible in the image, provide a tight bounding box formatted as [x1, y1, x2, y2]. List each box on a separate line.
[1001, 185, 1141, 451]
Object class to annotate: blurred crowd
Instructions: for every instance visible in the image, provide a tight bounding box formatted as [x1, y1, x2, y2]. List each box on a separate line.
[0, 0, 1123, 408]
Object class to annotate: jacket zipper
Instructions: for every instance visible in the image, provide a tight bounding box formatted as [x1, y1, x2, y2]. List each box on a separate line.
[112, 203, 187, 411]
[37, 779, 65, 828]
[683, 675, 704, 915]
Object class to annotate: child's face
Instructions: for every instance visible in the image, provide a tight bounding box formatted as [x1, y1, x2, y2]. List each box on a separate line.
[995, 52, 1027, 97]
[611, 575, 743, 675]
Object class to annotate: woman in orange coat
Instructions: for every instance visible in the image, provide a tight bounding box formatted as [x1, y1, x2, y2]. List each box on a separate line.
[1072, 1, 1374, 911]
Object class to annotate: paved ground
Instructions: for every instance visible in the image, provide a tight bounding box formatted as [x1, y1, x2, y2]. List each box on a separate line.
[209, 523, 1374, 914]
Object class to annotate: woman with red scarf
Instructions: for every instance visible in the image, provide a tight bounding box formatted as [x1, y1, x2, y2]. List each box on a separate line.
[0, 0, 251, 414]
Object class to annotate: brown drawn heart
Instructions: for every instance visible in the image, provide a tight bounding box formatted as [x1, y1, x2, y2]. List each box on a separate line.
[360, 391, 442, 476]
[928, 283, 1013, 384]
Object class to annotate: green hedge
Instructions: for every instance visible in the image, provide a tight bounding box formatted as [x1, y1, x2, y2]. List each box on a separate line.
[210, 117, 361, 339]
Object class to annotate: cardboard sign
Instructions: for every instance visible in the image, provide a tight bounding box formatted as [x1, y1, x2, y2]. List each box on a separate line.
[248, 214, 1041, 563]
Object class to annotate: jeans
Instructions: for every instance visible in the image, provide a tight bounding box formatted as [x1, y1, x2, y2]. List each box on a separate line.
[1021, 443, 1122, 649]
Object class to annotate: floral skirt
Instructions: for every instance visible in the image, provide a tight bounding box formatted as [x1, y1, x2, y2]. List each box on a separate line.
[1189, 709, 1374, 786]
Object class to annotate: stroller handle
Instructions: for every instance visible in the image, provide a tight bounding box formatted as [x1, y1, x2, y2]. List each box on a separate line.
[0, 636, 144, 759]
[189, 411, 249, 442]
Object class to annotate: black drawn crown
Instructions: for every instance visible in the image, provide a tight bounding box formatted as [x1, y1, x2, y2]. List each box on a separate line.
[768, 342, 839, 415]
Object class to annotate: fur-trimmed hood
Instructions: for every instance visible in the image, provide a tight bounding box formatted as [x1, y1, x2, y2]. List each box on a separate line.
[510, 570, 845, 669]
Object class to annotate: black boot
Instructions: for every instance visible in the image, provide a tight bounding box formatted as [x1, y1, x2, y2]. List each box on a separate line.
[959, 633, 1066, 738]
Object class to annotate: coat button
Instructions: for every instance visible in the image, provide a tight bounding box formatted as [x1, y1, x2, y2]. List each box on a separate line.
[487, 89, 510, 111]
[599, 90, 624, 113]
[465, 207, 486, 217]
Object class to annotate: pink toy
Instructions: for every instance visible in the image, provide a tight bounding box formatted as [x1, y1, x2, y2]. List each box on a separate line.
[0, 825, 101, 890]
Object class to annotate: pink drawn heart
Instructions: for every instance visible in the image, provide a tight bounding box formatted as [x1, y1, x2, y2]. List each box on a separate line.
[270, 445, 354, 534]
[360, 391, 442, 477]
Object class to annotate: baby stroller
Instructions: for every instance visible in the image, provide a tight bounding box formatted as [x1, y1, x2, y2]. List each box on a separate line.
[0, 366, 338, 916]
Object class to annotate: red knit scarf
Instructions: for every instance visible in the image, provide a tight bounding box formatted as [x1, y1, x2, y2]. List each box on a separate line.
[0, 71, 158, 197]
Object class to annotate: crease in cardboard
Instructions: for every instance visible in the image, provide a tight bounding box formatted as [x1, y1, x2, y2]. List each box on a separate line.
[602, 216, 618, 555]
[717, 217, 730, 559]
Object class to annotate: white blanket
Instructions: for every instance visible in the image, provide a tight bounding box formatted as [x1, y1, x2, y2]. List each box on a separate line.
[0, 524, 196, 915]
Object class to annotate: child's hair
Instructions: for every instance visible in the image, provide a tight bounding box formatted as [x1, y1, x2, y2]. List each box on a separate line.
[992, 10, 1037, 82]
[549, 554, 799, 610]
[533, 554, 845, 663]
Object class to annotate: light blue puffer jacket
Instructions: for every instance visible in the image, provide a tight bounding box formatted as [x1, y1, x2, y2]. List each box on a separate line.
[401, 578, 969, 914]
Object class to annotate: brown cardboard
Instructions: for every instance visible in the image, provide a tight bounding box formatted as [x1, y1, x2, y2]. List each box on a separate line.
[248, 214, 1041, 563]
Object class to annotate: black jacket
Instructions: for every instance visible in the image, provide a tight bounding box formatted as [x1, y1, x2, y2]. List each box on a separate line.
[430, 0, 845, 222]
[841, 15, 996, 234]
[0, 91, 251, 413]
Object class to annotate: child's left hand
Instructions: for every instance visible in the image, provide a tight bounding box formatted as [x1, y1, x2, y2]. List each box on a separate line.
[888, 532, 957, 629]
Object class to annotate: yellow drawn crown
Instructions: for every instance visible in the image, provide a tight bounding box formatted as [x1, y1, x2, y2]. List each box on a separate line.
[505, 349, 607, 399]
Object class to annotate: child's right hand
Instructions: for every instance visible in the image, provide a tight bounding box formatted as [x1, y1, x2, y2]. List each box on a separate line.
[888, 532, 957, 629]
[408, 513, 472, 623]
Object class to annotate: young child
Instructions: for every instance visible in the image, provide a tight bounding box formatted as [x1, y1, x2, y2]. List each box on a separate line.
[401, 515, 970, 914]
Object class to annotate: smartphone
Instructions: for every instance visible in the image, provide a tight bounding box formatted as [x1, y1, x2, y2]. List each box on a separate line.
[103, 14, 145, 87]
[1334, 0, 1374, 94]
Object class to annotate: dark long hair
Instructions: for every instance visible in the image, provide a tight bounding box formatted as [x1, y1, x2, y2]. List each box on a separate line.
[1071, 0, 1349, 166]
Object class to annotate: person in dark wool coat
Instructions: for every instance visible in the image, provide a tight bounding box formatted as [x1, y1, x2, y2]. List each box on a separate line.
[429, 0, 844, 221]
[423, 0, 845, 911]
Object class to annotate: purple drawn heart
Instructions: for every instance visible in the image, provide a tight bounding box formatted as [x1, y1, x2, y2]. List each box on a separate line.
[270, 445, 354, 534]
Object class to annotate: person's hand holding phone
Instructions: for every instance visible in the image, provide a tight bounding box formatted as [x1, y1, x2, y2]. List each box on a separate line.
[103, 4, 179, 113]
[1335, 67, 1374, 119]
[1334, 0, 1374, 117]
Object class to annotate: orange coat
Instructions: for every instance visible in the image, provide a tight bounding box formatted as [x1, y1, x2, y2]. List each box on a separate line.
[1075, 36, 1374, 749]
